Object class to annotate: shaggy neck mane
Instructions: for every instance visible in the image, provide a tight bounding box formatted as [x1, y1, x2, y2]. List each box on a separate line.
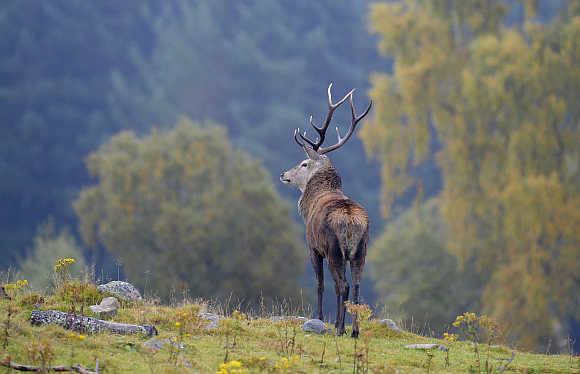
[299, 166, 342, 218]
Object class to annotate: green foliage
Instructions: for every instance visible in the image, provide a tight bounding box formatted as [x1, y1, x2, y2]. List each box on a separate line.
[369, 200, 478, 330]
[74, 119, 304, 301]
[365, 0, 580, 350]
[19, 223, 87, 291]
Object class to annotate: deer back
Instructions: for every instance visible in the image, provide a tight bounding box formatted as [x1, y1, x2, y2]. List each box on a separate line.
[299, 167, 369, 259]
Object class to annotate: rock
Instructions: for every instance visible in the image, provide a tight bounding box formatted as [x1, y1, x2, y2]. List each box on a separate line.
[270, 316, 307, 323]
[302, 319, 326, 334]
[97, 281, 142, 301]
[30, 309, 157, 337]
[143, 338, 184, 352]
[89, 297, 120, 317]
[199, 312, 220, 329]
[405, 343, 448, 351]
[379, 318, 402, 332]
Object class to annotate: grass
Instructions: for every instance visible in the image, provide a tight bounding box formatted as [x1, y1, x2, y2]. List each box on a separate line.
[0, 284, 578, 374]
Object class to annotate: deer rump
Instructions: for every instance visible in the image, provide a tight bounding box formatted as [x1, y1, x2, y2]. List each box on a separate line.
[304, 191, 369, 261]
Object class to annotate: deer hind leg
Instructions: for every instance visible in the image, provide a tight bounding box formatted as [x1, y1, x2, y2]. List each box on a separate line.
[349, 238, 367, 338]
[333, 283, 349, 328]
[310, 251, 324, 320]
[328, 255, 348, 336]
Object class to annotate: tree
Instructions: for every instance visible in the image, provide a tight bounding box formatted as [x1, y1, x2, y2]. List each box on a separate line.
[74, 119, 304, 300]
[19, 222, 87, 291]
[1, 0, 384, 269]
[0, 1, 157, 264]
[369, 199, 478, 332]
[364, 1, 579, 350]
[108, 0, 383, 225]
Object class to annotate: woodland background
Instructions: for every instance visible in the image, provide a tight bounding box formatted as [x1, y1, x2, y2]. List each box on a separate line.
[1, 0, 578, 353]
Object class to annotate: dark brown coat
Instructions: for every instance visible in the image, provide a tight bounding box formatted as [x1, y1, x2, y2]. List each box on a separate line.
[298, 165, 369, 336]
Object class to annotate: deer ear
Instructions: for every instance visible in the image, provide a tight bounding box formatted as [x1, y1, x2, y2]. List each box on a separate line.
[303, 145, 321, 160]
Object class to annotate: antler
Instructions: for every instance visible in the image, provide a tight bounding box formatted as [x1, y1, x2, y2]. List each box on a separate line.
[318, 93, 372, 155]
[294, 83, 354, 151]
[294, 83, 372, 156]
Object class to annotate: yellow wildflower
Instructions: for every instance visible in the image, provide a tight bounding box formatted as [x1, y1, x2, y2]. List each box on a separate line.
[443, 332, 458, 342]
[232, 310, 247, 321]
[3, 279, 28, 294]
[216, 360, 246, 374]
[54, 257, 76, 272]
[274, 355, 300, 370]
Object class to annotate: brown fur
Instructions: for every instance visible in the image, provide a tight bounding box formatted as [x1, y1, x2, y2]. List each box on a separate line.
[298, 165, 369, 336]
[299, 167, 368, 259]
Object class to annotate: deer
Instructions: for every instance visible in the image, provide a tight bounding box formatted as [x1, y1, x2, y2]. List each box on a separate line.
[280, 83, 372, 337]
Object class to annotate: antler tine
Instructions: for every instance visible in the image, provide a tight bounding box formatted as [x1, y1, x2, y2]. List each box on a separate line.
[299, 129, 319, 149]
[294, 128, 305, 147]
[320, 83, 355, 134]
[318, 93, 372, 155]
[302, 83, 354, 151]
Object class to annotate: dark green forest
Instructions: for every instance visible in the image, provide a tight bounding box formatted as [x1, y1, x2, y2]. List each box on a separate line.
[1, 0, 578, 353]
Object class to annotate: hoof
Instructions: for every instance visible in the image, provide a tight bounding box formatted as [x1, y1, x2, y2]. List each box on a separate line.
[351, 330, 359, 339]
[336, 328, 346, 336]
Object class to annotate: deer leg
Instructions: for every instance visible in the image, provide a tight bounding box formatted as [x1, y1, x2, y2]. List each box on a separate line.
[334, 284, 340, 328]
[333, 283, 349, 328]
[329, 260, 348, 336]
[310, 251, 324, 321]
[349, 240, 367, 338]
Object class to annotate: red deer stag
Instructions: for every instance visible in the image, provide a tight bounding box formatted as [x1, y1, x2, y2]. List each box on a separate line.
[280, 83, 371, 337]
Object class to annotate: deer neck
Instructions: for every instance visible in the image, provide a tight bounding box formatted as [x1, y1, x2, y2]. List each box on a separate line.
[298, 166, 343, 219]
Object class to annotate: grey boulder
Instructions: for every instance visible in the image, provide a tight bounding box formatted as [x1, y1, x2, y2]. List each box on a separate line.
[97, 281, 142, 301]
[89, 297, 120, 317]
[271, 316, 307, 323]
[302, 319, 326, 334]
[405, 343, 448, 351]
[143, 337, 184, 352]
[199, 312, 220, 329]
[379, 318, 403, 332]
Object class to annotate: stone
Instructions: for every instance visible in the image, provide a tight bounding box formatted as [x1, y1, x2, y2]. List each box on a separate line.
[30, 309, 157, 336]
[302, 319, 326, 334]
[405, 343, 448, 351]
[379, 318, 403, 332]
[199, 312, 220, 329]
[143, 338, 184, 352]
[270, 316, 307, 323]
[97, 281, 142, 301]
[90, 297, 120, 317]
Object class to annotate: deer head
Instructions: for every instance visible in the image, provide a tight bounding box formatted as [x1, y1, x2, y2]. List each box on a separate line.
[280, 83, 372, 191]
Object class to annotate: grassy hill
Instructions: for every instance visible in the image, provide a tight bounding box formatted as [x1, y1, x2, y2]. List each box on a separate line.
[0, 279, 577, 373]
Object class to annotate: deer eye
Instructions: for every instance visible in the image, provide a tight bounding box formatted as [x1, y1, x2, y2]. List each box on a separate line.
[301, 162, 308, 168]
